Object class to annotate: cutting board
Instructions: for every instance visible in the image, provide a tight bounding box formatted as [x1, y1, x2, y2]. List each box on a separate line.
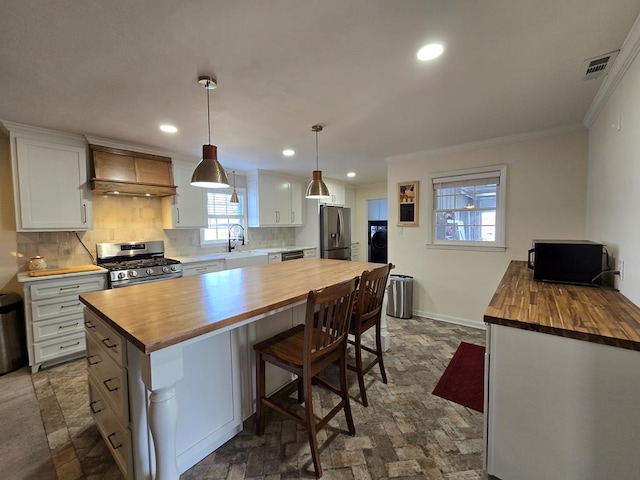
[28, 265, 104, 277]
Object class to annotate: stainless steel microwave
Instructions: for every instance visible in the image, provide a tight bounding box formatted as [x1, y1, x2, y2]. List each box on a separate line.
[527, 240, 604, 286]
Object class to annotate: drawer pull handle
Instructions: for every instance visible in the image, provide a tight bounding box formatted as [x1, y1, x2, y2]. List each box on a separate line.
[58, 322, 79, 329]
[84, 321, 96, 329]
[60, 303, 81, 309]
[103, 378, 119, 392]
[59, 285, 81, 291]
[87, 355, 101, 366]
[89, 401, 103, 414]
[59, 341, 80, 349]
[196, 267, 208, 271]
[107, 432, 123, 450]
[101, 338, 118, 349]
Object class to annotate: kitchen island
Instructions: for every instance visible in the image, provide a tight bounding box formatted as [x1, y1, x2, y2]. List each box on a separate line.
[80, 258, 381, 480]
[484, 261, 640, 480]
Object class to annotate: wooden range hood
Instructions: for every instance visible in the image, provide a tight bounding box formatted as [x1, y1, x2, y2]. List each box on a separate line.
[89, 144, 177, 196]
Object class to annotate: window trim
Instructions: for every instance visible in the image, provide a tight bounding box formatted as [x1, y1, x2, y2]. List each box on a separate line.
[426, 165, 506, 252]
[199, 186, 248, 246]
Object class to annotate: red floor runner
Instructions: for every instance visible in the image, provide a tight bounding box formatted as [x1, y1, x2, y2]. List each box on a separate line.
[432, 342, 485, 412]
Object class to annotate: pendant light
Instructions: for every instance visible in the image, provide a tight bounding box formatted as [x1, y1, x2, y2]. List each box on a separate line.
[229, 170, 239, 203]
[191, 76, 229, 188]
[305, 124, 330, 199]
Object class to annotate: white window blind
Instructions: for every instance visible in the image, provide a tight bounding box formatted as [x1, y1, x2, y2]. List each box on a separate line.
[202, 187, 246, 243]
[429, 166, 506, 250]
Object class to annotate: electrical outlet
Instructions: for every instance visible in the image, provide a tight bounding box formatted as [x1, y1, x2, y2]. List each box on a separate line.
[397, 227, 403, 236]
[620, 260, 625, 281]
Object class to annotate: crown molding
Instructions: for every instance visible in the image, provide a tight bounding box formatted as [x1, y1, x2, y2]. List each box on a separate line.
[385, 124, 585, 163]
[583, 14, 640, 127]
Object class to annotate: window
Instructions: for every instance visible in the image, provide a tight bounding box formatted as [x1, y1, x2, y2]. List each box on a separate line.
[200, 187, 247, 244]
[428, 165, 506, 251]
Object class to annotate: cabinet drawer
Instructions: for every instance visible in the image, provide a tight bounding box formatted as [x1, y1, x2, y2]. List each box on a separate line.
[30, 275, 107, 300]
[31, 294, 83, 322]
[32, 313, 84, 342]
[86, 334, 129, 425]
[88, 376, 133, 479]
[84, 310, 127, 366]
[33, 332, 85, 364]
[182, 261, 224, 276]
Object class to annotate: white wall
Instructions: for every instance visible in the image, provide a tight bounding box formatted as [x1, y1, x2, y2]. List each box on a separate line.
[353, 182, 387, 256]
[586, 44, 640, 306]
[387, 129, 589, 325]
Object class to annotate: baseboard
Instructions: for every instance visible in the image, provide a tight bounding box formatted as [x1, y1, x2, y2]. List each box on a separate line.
[411, 310, 486, 330]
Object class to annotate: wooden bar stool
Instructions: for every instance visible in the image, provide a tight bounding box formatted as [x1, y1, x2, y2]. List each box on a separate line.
[253, 276, 359, 478]
[348, 263, 393, 406]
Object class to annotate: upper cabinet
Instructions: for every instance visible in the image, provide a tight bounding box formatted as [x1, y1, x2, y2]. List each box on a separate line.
[321, 178, 346, 206]
[247, 170, 304, 227]
[162, 160, 207, 229]
[4, 123, 92, 231]
[89, 144, 177, 196]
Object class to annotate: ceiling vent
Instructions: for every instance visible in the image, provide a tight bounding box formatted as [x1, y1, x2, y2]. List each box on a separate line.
[580, 50, 619, 80]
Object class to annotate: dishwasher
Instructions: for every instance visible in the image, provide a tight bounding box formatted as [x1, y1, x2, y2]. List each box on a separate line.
[281, 250, 304, 261]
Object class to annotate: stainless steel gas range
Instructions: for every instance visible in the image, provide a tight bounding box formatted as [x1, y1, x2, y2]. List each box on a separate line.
[96, 241, 183, 288]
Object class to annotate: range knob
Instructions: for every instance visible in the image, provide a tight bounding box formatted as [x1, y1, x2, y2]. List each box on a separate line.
[170, 265, 179, 272]
[130, 271, 138, 278]
[146, 268, 154, 275]
[117, 272, 126, 279]
[162, 266, 169, 273]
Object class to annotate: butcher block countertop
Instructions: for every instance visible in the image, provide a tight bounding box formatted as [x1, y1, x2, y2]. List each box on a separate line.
[484, 260, 640, 351]
[80, 258, 381, 354]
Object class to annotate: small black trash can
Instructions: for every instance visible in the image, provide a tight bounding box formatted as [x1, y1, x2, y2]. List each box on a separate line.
[0, 292, 27, 375]
[386, 274, 413, 319]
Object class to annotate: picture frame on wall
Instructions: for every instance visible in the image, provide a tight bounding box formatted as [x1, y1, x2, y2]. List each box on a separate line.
[397, 181, 419, 226]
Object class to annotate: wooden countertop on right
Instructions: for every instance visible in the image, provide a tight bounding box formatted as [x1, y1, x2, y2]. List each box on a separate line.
[484, 260, 640, 351]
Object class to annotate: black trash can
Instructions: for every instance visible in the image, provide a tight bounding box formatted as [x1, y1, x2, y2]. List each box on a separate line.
[0, 292, 27, 375]
[386, 275, 413, 319]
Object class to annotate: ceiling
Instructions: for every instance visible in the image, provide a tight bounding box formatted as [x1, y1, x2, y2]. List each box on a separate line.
[1, 1, 639, 186]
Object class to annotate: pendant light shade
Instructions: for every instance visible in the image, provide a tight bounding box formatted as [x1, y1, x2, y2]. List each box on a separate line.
[229, 170, 239, 203]
[305, 125, 331, 199]
[191, 76, 229, 188]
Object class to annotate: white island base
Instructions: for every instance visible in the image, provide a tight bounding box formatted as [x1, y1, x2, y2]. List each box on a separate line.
[88, 303, 307, 479]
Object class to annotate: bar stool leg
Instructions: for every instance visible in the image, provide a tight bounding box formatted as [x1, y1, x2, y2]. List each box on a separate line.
[304, 373, 322, 478]
[376, 320, 388, 384]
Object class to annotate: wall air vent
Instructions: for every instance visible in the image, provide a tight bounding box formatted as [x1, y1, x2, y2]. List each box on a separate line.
[580, 50, 619, 80]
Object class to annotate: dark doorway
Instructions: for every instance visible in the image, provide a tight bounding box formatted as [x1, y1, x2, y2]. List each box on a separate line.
[368, 220, 387, 263]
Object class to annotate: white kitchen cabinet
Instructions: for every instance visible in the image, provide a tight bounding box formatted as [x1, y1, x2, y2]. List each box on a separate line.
[23, 272, 107, 372]
[321, 178, 346, 206]
[350, 242, 359, 261]
[162, 160, 207, 229]
[182, 260, 224, 276]
[290, 179, 304, 226]
[5, 123, 92, 231]
[267, 253, 282, 264]
[247, 170, 305, 227]
[303, 248, 316, 258]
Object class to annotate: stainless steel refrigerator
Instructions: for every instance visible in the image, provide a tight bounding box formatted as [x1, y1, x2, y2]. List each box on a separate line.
[320, 205, 351, 260]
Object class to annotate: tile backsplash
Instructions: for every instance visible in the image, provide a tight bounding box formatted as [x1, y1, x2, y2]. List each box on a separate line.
[15, 195, 296, 270]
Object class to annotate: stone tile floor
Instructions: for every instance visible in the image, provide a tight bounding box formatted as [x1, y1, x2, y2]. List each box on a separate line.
[4, 316, 487, 479]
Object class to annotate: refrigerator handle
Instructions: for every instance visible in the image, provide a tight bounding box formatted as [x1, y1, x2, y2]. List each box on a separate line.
[337, 208, 343, 245]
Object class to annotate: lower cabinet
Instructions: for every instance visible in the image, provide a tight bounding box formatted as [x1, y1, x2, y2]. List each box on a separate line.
[23, 272, 107, 372]
[181, 260, 224, 276]
[303, 248, 316, 258]
[85, 309, 133, 479]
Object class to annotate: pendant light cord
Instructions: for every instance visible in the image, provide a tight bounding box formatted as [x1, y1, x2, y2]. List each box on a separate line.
[315, 130, 319, 170]
[206, 80, 212, 145]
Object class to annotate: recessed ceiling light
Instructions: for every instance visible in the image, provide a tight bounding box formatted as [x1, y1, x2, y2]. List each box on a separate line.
[417, 43, 444, 61]
[160, 124, 178, 133]
[347, 172, 356, 178]
[282, 149, 295, 157]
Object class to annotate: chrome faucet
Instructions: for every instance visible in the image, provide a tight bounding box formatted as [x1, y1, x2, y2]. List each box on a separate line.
[228, 224, 245, 252]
